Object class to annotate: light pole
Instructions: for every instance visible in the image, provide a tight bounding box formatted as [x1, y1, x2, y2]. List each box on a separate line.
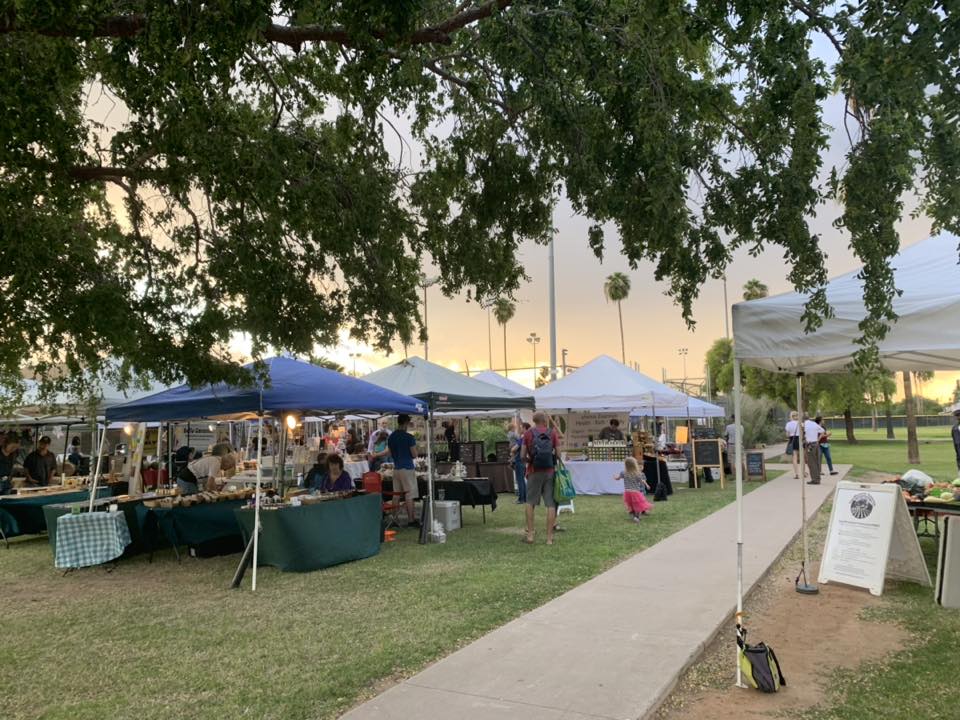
[679, 348, 688, 391]
[527, 332, 541, 382]
[349, 352, 361, 377]
[561, 348, 568, 377]
[548, 237, 558, 380]
[420, 274, 440, 361]
[723, 275, 730, 340]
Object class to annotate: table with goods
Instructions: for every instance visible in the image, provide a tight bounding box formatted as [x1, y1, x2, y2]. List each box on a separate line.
[898, 476, 960, 539]
[562, 431, 659, 495]
[412, 461, 498, 524]
[0, 482, 112, 541]
[234, 490, 382, 572]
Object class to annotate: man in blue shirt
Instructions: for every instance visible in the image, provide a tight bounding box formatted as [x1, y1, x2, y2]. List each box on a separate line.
[387, 414, 420, 528]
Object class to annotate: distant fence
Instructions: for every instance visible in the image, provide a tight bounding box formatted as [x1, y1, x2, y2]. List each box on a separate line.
[821, 414, 953, 430]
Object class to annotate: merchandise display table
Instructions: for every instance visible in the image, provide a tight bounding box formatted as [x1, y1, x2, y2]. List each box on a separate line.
[234, 492, 381, 573]
[476, 462, 515, 494]
[418, 478, 497, 523]
[0, 487, 111, 538]
[344, 460, 370, 480]
[54, 511, 131, 569]
[135, 500, 246, 559]
[43, 496, 150, 557]
[564, 461, 624, 495]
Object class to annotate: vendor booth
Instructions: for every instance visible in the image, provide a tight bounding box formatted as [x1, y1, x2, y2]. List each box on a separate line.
[731, 232, 960, 679]
[364, 357, 535, 535]
[98, 356, 425, 587]
[534, 355, 714, 495]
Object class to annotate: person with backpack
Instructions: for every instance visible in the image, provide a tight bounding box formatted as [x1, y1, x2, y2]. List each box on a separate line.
[521, 412, 560, 545]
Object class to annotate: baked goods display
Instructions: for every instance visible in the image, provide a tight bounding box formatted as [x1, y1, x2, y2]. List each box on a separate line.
[143, 487, 256, 508]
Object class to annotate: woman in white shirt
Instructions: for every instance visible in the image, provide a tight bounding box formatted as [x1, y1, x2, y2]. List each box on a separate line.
[177, 443, 236, 495]
[784, 411, 801, 479]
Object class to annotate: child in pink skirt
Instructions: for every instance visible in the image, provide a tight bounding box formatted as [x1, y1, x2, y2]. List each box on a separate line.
[615, 457, 653, 522]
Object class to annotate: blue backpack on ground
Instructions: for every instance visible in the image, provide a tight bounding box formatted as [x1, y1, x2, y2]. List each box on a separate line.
[530, 430, 555, 469]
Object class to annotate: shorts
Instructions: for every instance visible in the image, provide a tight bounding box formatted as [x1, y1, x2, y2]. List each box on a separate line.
[786, 437, 800, 454]
[526, 470, 556, 508]
[393, 469, 419, 500]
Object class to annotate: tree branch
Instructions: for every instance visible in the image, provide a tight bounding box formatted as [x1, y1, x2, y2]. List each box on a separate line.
[1, 1, 515, 50]
[788, 0, 845, 59]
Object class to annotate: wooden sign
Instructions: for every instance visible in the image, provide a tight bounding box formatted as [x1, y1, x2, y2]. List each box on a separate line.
[819, 482, 930, 596]
[692, 438, 724, 489]
[745, 450, 766, 482]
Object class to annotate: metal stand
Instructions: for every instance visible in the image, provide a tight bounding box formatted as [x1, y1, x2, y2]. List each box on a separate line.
[795, 372, 819, 595]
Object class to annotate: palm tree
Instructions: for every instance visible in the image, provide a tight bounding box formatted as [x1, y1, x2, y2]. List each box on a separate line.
[309, 355, 345, 373]
[492, 298, 516, 377]
[742, 278, 769, 300]
[603, 272, 631, 363]
[903, 370, 920, 464]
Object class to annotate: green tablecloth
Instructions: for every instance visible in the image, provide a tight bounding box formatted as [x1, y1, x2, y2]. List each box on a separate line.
[235, 493, 381, 573]
[0, 488, 110, 537]
[43, 498, 148, 556]
[54, 511, 131, 569]
[135, 500, 246, 553]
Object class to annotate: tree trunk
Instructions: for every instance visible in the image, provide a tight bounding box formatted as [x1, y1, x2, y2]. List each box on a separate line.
[883, 391, 895, 440]
[617, 300, 625, 364]
[843, 408, 857, 443]
[903, 370, 920, 464]
[502, 325, 508, 378]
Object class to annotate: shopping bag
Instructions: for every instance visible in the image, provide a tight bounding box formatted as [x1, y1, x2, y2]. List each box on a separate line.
[554, 459, 576, 501]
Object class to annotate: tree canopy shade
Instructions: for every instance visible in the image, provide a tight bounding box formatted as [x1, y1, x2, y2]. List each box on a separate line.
[3, 0, 959, 396]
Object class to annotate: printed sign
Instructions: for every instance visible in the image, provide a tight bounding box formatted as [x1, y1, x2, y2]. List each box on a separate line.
[819, 482, 930, 596]
[561, 412, 630, 448]
[745, 451, 766, 481]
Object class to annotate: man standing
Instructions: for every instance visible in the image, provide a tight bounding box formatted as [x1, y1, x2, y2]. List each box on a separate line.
[598, 418, 624, 441]
[522, 412, 559, 545]
[387, 414, 420, 529]
[443, 421, 460, 462]
[0, 433, 21, 494]
[802, 416, 825, 485]
[23, 435, 57, 486]
[952, 410, 960, 471]
[724, 415, 738, 474]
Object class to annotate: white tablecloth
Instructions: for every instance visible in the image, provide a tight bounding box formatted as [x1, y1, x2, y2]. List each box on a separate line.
[565, 461, 624, 495]
[344, 460, 370, 480]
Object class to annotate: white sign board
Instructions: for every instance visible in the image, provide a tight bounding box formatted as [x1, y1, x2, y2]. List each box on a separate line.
[560, 412, 630, 448]
[819, 482, 930, 596]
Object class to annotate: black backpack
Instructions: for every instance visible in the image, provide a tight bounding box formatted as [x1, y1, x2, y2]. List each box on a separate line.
[529, 430, 555, 469]
[737, 625, 786, 693]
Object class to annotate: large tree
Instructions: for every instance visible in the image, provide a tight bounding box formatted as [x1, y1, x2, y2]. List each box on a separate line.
[602, 272, 631, 364]
[3, 1, 959, 400]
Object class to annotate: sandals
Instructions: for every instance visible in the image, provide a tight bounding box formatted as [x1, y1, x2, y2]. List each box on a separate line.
[522, 533, 535, 544]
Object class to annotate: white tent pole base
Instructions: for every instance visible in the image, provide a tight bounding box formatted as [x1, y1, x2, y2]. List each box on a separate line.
[795, 372, 818, 595]
[252, 416, 264, 591]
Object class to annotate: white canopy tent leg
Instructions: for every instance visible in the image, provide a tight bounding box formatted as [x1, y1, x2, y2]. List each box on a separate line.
[796, 373, 818, 594]
[87, 427, 108, 512]
[252, 416, 264, 591]
[423, 411, 435, 543]
[733, 358, 745, 687]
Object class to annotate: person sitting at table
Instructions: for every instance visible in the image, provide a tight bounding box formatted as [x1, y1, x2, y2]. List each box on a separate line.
[368, 430, 391, 472]
[23, 435, 58, 486]
[304, 452, 328, 489]
[313, 454, 354, 493]
[598, 419, 624, 441]
[0, 432, 21, 494]
[177, 443, 236, 495]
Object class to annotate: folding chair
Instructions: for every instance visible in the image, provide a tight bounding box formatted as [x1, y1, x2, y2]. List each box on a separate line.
[362, 471, 407, 531]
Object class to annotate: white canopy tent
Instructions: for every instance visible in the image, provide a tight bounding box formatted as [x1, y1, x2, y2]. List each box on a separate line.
[730, 231, 960, 684]
[631, 396, 725, 419]
[534, 355, 689, 412]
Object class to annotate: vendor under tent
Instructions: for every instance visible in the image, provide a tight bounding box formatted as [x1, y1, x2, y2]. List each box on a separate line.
[534, 355, 691, 495]
[630, 396, 725, 418]
[731, 231, 959, 683]
[364, 357, 536, 537]
[105, 356, 424, 588]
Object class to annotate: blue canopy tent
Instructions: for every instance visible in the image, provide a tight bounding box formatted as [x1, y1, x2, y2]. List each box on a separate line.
[103, 356, 425, 589]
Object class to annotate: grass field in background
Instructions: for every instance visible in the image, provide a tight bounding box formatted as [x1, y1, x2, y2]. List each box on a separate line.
[0, 480, 763, 720]
[826, 425, 959, 481]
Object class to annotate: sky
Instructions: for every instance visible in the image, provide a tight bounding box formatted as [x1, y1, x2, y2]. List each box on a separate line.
[82, 29, 958, 404]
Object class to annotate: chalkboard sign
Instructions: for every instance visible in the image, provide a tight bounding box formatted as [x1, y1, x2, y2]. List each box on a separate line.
[693, 439, 722, 467]
[692, 426, 720, 440]
[458, 441, 485, 464]
[745, 451, 766, 481]
[495, 441, 512, 463]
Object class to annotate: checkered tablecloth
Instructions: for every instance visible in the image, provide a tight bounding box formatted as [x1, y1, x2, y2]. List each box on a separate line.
[55, 511, 131, 569]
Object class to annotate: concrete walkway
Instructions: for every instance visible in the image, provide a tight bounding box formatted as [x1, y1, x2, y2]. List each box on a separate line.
[343, 465, 850, 720]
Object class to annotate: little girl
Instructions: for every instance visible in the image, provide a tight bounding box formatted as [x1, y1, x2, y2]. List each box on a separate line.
[615, 457, 653, 522]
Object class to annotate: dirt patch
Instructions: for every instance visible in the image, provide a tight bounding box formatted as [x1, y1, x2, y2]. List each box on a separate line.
[850, 470, 898, 484]
[654, 507, 909, 720]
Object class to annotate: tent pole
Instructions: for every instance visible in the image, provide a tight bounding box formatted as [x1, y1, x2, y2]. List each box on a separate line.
[796, 372, 818, 595]
[423, 411, 435, 544]
[62, 422, 71, 484]
[252, 416, 264, 591]
[88, 426, 108, 512]
[733, 358, 745, 687]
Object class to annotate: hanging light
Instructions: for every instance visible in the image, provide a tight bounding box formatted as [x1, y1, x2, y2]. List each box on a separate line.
[286, 414, 297, 430]
[123, 424, 133, 436]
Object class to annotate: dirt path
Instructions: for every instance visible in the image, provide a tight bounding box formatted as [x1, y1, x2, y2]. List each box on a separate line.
[655, 482, 908, 720]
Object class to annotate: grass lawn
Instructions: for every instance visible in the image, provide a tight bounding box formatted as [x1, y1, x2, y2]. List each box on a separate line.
[821, 425, 959, 482]
[1, 480, 762, 720]
[795, 431, 960, 719]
